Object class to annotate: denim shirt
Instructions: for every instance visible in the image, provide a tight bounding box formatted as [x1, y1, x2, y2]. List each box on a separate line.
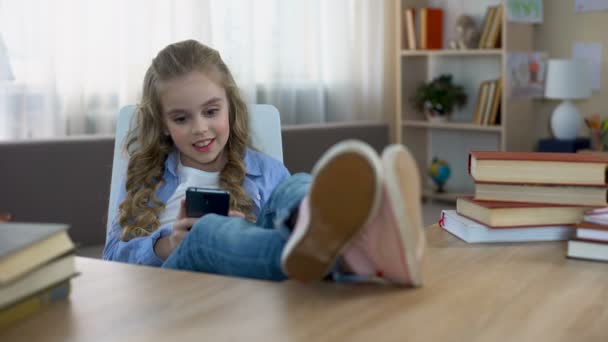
[102, 147, 290, 266]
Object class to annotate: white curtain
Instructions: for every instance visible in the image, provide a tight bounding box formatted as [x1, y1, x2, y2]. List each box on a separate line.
[0, 0, 386, 140]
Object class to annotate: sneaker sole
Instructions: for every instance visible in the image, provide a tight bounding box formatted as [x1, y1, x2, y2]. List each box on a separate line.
[383, 144, 426, 287]
[282, 140, 383, 282]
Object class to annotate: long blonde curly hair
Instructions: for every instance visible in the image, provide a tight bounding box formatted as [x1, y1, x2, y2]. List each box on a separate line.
[118, 40, 254, 241]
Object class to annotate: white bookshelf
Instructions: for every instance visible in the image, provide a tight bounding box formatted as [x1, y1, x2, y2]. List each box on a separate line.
[395, 0, 539, 201]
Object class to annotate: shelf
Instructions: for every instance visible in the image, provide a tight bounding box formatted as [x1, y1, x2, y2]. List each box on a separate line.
[423, 189, 471, 203]
[401, 49, 502, 57]
[402, 120, 503, 132]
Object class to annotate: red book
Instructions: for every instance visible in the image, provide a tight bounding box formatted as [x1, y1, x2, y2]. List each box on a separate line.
[575, 221, 608, 242]
[419, 8, 443, 50]
[577, 221, 608, 231]
[468, 151, 608, 186]
[457, 197, 589, 228]
[474, 183, 608, 206]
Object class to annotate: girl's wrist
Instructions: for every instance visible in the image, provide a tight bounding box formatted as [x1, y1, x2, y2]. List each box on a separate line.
[153, 235, 171, 260]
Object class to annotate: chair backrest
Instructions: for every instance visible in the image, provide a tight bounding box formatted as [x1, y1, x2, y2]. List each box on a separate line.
[107, 104, 283, 226]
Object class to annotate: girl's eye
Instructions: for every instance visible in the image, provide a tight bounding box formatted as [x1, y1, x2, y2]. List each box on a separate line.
[173, 116, 187, 124]
[206, 108, 219, 116]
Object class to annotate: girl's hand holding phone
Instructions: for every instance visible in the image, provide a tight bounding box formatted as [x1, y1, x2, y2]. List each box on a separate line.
[154, 199, 197, 260]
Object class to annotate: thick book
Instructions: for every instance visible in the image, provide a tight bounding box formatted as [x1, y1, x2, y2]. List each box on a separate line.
[469, 151, 608, 186]
[567, 239, 608, 262]
[0, 280, 70, 331]
[0, 255, 76, 309]
[419, 8, 443, 49]
[440, 210, 574, 243]
[474, 183, 608, 206]
[576, 221, 608, 242]
[0, 223, 74, 285]
[457, 197, 589, 228]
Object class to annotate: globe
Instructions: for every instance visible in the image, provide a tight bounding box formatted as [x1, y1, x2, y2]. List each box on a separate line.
[428, 158, 451, 193]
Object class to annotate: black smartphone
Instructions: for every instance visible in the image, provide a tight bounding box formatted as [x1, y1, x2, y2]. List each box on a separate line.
[185, 187, 230, 218]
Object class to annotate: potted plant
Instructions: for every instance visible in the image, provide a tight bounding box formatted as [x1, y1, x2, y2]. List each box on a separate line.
[411, 74, 467, 123]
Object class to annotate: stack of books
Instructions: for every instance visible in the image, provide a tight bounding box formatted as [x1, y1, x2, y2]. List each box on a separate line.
[440, 151, 608, 244]
[470, 151, 608, 206]
[567, 208, 608, 262]
[402, 7, 443, 50]
[0, 223, 77, 330]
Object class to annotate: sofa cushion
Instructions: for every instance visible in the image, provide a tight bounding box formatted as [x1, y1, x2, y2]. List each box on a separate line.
[0, 136, 114, 246]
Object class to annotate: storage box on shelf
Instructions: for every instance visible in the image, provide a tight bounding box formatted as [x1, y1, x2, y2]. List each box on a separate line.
[394, 0, 539, 202]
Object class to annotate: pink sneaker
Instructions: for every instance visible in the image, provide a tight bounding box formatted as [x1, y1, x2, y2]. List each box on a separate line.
[342, 144, 426, 286]
[281, 140, 383, 282]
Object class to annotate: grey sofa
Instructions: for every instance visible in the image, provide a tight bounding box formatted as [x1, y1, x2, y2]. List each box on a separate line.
[0, 123, 388, 247]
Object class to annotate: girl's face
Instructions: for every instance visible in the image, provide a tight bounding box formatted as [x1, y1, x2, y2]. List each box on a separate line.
[159, 70, 231, 172]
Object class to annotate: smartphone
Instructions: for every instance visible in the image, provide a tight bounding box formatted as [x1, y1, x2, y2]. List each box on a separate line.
[185, 187, 230, 218]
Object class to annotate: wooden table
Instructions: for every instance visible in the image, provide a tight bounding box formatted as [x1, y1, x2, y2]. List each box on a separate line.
[2, 225, 607, 341]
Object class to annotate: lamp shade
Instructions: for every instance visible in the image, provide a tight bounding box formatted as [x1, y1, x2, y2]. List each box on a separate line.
[544, 59, 591, 100]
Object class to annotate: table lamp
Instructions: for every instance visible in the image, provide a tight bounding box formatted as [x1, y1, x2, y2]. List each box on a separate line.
[544, 59, 591, 140]
[0, 33, 14, 81]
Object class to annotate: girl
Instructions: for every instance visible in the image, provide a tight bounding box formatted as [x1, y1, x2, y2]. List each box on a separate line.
[103, 40, 425, 286]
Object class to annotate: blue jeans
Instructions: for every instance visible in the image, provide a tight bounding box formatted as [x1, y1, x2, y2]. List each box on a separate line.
[162, 173, 311, 281]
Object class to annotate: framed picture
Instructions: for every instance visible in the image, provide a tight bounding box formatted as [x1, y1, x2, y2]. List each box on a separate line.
[506, 0, 543, 23]
[506, 52, 548, 99]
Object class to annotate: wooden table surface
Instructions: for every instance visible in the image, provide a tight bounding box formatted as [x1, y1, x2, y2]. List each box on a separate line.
[2, 225, 607, 342]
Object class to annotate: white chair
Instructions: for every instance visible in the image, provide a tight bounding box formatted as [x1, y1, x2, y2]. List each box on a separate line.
[107, 104, 283, 226]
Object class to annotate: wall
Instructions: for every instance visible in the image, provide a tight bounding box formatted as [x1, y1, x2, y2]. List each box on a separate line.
[534, 0, 608, 139]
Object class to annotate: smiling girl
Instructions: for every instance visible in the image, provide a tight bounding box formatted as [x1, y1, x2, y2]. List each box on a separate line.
[103, 40, 426, 286]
